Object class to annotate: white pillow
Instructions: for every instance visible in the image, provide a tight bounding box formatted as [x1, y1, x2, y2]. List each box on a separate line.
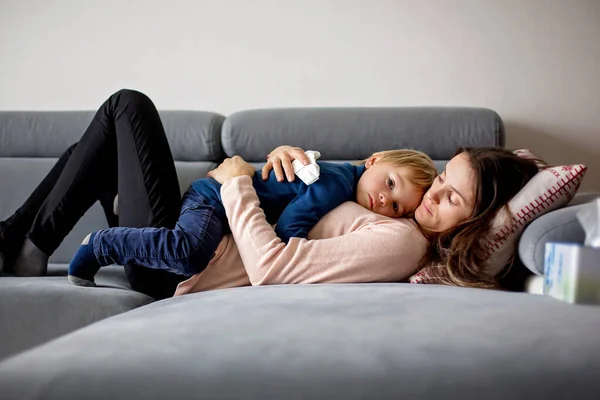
[409, 149, 587, 284]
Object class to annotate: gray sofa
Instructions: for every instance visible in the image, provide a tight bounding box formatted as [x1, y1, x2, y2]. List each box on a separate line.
[0, 105, 599, 399]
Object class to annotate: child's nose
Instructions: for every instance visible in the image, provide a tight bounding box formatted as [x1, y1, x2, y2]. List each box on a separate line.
[379, 193, 388, 205]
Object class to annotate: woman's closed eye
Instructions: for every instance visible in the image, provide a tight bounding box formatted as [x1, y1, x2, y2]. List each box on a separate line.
[448, 193, 455, 205]
[438, 173, 457, 205]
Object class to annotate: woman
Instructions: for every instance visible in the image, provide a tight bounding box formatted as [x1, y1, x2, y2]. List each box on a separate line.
[0, 89, 539, 299]
[186, 143, 539, 294]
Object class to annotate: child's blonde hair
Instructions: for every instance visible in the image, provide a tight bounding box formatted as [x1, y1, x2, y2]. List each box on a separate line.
[359, 149, 438, 193]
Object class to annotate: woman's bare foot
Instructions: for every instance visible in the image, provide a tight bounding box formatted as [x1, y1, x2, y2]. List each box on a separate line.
[12, 238, 49, 276]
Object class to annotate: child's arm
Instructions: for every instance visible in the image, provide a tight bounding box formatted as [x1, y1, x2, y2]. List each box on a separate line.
[275, 178, 351, 242]
[221, 176, 427, 286]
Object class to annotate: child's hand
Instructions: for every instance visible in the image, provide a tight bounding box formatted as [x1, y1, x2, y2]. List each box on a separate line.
[262, 145, 310, 182]
[208, 156, 256, 184]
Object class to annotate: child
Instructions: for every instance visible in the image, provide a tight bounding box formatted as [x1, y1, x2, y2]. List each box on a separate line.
[67, 149, 437, 286]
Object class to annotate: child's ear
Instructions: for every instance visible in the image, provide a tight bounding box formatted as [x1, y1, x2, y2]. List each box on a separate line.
[365, 155, 378, 169]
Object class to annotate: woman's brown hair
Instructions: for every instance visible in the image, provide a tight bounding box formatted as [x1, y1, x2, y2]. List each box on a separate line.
[418, 147, 542, 289]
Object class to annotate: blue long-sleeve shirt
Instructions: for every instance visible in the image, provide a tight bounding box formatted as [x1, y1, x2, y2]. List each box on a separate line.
[191, 162, 366, 243]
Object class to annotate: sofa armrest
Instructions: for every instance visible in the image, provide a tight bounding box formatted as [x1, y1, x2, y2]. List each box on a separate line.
[518, 193, 600, 275]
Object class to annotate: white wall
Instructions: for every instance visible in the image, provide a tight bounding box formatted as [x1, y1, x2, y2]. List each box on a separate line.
[1, 0, 599, 190]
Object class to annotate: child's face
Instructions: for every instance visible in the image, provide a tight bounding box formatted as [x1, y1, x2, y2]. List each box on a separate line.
[356, 158, 424, 218]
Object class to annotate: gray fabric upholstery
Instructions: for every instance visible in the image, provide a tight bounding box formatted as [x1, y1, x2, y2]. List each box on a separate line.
[0, 111, 225, 161]
[518, 193, 600, 274]
[519, 202, 590, 275]
[222, 107, 504, 161]
[0, 263, 153, 361]
[1, 284, 599, 400]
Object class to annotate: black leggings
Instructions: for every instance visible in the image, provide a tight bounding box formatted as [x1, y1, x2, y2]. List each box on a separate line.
[0, 89, 186, 299]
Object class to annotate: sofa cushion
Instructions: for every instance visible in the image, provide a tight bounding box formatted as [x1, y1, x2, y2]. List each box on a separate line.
[0, 111, 225, 161]
[1, 284, 599, 399]
[0, 263, 153, 361]
[222, 107, 504, 162]
[518, 202, 590, 274]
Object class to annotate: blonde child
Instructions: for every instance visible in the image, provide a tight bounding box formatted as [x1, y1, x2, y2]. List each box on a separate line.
[67, 150, 437, 286]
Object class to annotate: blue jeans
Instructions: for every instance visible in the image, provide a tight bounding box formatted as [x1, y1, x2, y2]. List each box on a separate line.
[93, 187, 227, 277]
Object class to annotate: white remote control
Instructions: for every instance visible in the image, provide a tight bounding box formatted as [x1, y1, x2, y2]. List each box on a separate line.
[292, 150, 321, 185]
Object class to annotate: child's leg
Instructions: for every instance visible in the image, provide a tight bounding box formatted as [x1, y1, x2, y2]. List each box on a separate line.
[68, 190, 226, 286]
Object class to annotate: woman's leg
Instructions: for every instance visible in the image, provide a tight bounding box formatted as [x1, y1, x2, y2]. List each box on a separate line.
[5, 88, 185, 299]
[0, 143, 78, 272]
[24, 91, 180, 250]
[105, 89, 187, 299]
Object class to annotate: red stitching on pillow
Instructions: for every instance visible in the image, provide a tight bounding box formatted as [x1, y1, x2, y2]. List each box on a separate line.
[548, 189, 559, 202]
[409, 269, 428, 284]
[517, 219, 524, 227]
[524, 207, 535, 218]
[562, 177, 576, 189]
[409, 266, 451, 284]
[484, 165, 586, 254]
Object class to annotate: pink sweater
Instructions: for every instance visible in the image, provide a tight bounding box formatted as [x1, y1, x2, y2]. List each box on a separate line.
[174, 176, 428, 295]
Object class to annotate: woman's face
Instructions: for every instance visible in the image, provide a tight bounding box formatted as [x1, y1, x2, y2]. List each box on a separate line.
[414, 153, 477, 232]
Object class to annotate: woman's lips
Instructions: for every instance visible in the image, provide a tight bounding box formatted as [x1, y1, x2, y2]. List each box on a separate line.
[423, 203, 433, 215]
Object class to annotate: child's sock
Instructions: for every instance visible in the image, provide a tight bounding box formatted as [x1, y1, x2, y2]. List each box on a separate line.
[68, 232, 101, 287]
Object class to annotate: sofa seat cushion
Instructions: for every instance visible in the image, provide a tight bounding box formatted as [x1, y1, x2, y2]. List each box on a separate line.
[0, 263, 153, 361]
[1, 284, 599, 399]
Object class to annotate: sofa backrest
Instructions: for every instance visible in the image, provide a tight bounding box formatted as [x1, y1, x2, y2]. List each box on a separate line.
[0, 107, 503, 264]
[223, 107, 504, 172]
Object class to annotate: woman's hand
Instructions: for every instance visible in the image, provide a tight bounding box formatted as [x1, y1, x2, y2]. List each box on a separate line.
[262, 145, 311, 182]
[207, 156, 255, 184]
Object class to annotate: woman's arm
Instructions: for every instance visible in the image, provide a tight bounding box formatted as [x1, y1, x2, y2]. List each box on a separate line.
[220, 175, 427, 286]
